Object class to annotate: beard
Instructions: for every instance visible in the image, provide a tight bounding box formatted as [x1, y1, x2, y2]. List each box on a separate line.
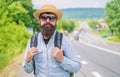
[40, 22, 56, 39]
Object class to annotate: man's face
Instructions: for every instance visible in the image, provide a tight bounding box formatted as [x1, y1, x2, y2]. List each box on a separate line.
[39, 13, 57, 39]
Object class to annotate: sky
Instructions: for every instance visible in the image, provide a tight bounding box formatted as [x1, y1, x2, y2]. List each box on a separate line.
[32, 0, 111, 9]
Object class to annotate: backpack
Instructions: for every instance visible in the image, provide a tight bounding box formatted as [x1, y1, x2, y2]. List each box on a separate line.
[30, 31, 74, 77]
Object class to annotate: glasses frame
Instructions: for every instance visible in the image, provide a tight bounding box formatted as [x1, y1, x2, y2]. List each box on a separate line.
[39, 15, 57, 22]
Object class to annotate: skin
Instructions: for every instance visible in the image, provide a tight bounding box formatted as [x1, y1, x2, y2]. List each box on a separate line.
[25, 13, 64, 63]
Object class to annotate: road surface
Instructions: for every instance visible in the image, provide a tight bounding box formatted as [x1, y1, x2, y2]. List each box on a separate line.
[73, 22, 120, 77]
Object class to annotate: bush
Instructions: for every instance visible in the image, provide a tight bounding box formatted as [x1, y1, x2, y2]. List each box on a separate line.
[0, 21, 30, 71]
[57, 19, 79, 32]
[87, 19, 100, 29]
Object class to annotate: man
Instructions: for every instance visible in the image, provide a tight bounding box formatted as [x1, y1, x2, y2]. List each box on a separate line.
[23, 4, 81, 77]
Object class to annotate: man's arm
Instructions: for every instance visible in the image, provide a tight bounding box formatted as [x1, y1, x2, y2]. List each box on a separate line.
[59, 36, 81, 73]
[22, 40, 37, 73]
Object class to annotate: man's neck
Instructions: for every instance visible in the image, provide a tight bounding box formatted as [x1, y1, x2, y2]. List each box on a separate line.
[43, 36, 50, 40]
[43, 36, 50, 45]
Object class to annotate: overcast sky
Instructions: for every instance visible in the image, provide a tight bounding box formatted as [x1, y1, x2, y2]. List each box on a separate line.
[32, 0, 111, 9]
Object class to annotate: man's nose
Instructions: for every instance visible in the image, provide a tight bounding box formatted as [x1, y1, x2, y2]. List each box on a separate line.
[46, 18, 50, 22]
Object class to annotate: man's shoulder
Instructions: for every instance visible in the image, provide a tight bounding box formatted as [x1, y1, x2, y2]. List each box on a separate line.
[62, 33, 72, 43]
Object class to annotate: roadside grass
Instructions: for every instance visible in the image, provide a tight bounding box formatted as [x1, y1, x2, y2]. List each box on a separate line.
[0, 48, 24, 72]
[104, 36, 120, 43]
[0, 52, 24, 77]
[95, 30, 108, 36]
[94, 30, 120, 43]
[86, 19, 120, 43]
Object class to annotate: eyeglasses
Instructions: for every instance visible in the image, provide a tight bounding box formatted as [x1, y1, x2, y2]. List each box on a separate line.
[40, 16, 56, 22]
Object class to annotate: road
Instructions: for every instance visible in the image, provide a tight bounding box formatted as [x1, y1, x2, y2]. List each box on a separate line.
[74, 41, 120, 77]
[73, 22, 120, 77]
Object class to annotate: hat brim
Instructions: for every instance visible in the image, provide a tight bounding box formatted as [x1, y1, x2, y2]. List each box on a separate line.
[34, 9, 62, 20]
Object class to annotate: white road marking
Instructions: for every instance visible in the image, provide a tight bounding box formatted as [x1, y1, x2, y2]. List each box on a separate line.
[77, 55, 81, 58]
[92, 71, 103, 77]
[79, 40, 120, 56]
[81, 60, 88, 65]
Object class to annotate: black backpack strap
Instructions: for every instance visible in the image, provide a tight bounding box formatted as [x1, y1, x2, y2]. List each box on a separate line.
[54, 31, 63, 49]
[54, 32, 74, 77]
[30, 33, 39, 75]
[30, 33, 38, 47]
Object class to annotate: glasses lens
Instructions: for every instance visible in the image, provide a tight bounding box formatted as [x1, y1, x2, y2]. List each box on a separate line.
[49, 16, 56, 21]
[40, 16, 47, 21]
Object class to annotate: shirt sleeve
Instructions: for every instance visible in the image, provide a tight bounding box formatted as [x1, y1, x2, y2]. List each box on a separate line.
[22, 39, 34, 73]
[59, 35, 81, 73]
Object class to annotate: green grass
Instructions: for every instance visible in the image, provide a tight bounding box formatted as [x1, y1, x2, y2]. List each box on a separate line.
[105, 36, 120, 42]
[93, 30, 120, 43]
[94, 29, 108, 36]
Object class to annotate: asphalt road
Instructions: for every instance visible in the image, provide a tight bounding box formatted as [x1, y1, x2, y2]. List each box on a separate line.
[74, 41, 120, 77]
[72, 22, 120, 77]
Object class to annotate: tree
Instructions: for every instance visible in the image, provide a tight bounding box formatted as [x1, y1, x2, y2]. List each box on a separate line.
[0, 0, 39, 33]
[105, 0, 120, 38]
[0, 0, 30, 70]
[20, 0, 39, 30]
[0, 0, 30, 27]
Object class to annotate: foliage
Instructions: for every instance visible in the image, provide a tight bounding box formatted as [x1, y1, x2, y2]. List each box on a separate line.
[95, 29, 108, 36]
[8, 2, 29, 24]
[0, 0, 39, 29]
[57, 19, 79, 32]
[20, 0, 39, 29]
[87, 19, 100, 29]
[105, 0, 120, 38]
[0, 21, 30, 71]
[0, 0, 31, 71]
[0, 1, 28, 26]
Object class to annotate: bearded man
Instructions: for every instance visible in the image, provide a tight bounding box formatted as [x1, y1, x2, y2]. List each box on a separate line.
[23, 4, 81, 77]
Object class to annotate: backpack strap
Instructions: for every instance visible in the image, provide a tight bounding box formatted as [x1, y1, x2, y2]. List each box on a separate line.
[54, 31, 63, 49]
[30, 33, 38, 47]
[54, 31, 74, 77]
[30, 33, 39, 75]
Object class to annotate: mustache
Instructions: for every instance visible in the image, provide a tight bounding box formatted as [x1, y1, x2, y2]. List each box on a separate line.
[41, 22, 54, 27]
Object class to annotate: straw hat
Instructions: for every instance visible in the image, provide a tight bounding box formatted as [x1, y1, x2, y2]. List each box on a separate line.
[33, 4, 63, 20]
